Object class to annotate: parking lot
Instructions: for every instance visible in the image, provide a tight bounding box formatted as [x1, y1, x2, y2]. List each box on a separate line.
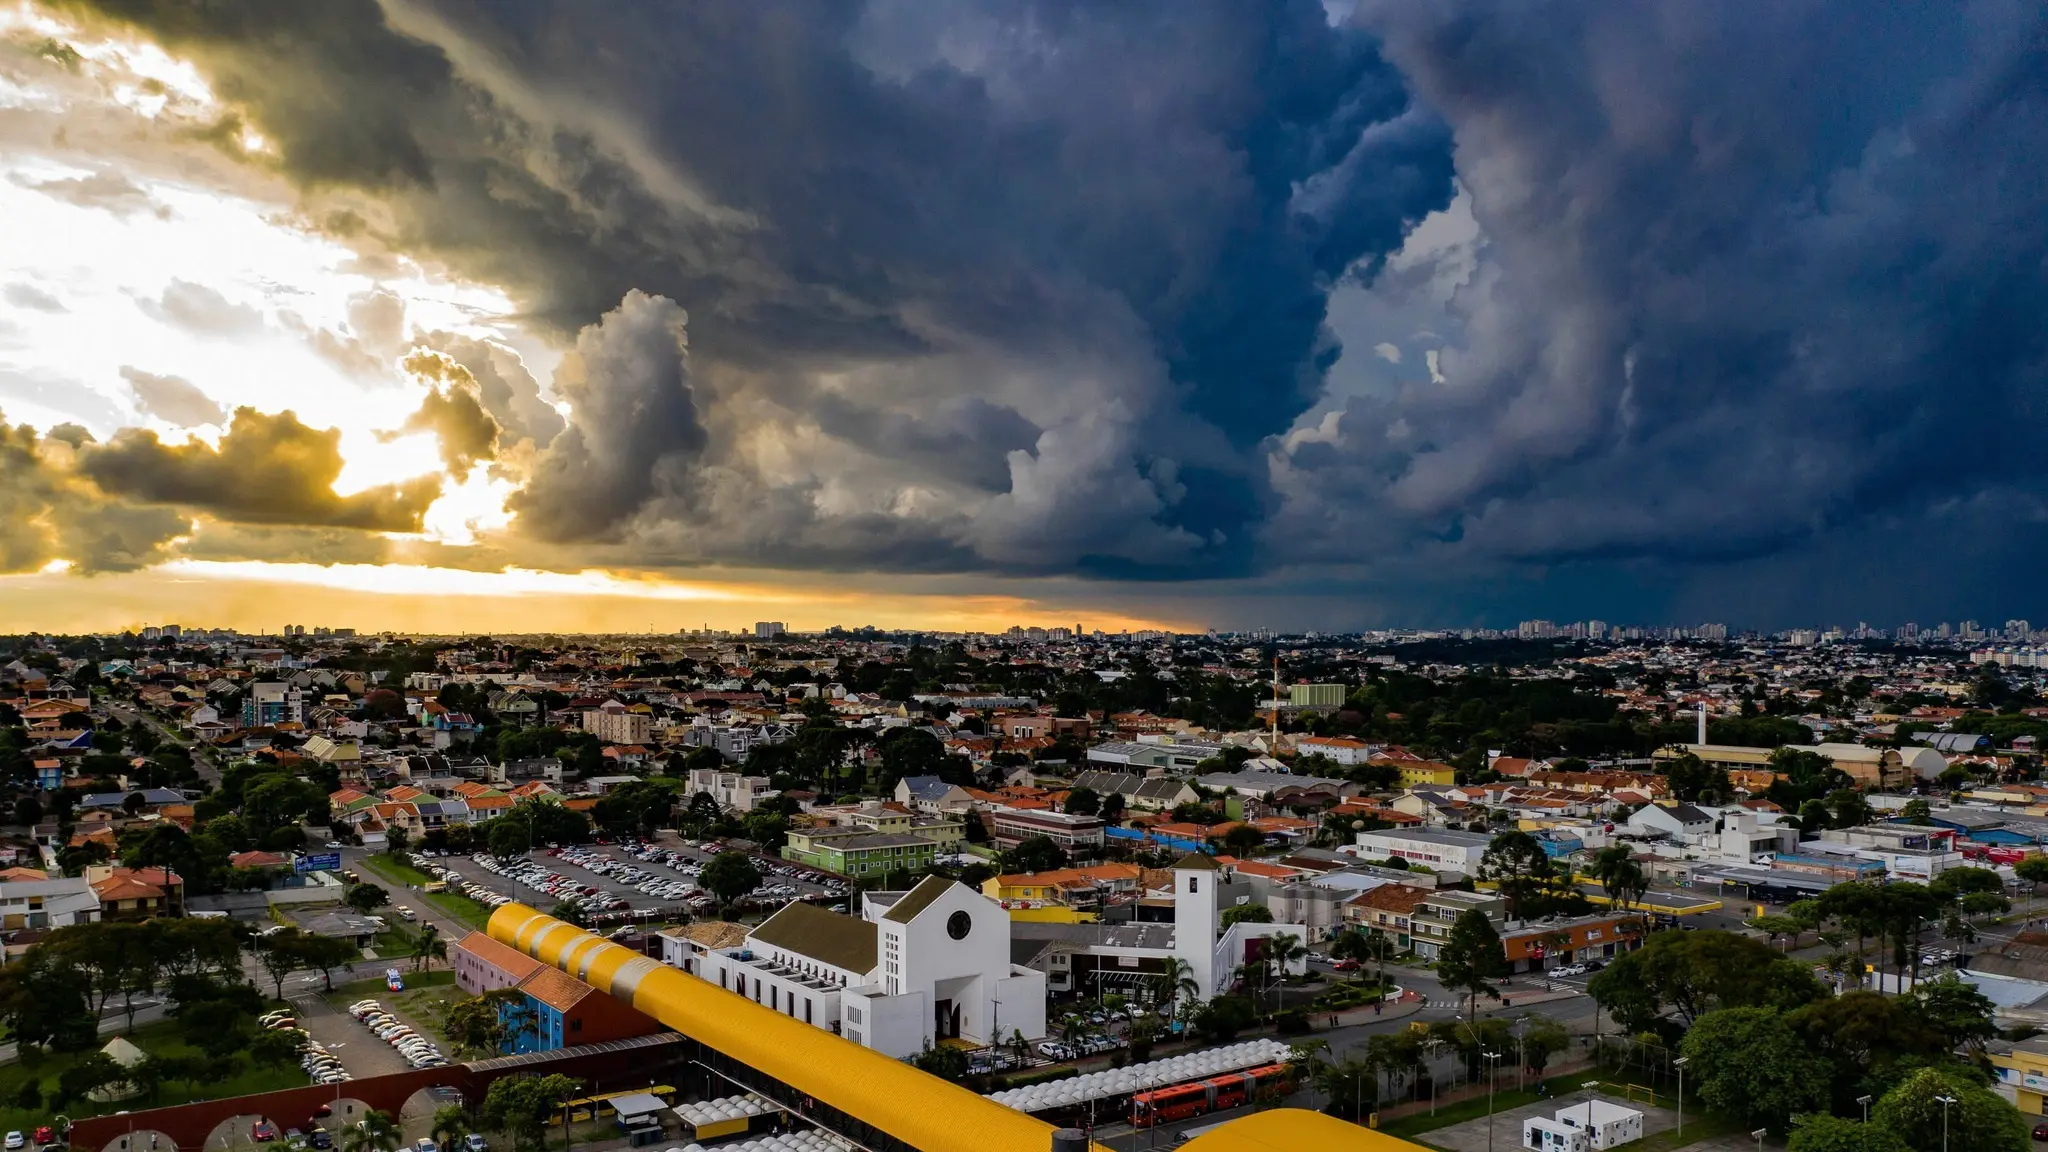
[399, 838, 850, 929]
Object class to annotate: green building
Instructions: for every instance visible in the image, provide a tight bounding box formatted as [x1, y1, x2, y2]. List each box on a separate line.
[781, 829, 939, 878]
[1289, 683, 1348, 708]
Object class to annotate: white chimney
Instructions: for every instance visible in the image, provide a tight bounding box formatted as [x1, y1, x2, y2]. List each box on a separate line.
[1697, 702, 1708, 745]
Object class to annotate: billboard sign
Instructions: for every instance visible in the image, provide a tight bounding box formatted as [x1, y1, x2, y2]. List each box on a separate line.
[296, 852, 342, 873]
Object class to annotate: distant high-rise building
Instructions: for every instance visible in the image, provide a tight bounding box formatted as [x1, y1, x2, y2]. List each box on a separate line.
[1696, 623, 1728, 641]
[1517, 620, 1556, 640]
[1787, 629, 1819, 647]
[755, 621, 787, 638]
[2007, 619, 2031, 641]
[161, 624, 180, 640]
[141, 625, 161, 640]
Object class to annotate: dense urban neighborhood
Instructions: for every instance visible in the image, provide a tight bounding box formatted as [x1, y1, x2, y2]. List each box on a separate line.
[0, 624, 2046, 1152]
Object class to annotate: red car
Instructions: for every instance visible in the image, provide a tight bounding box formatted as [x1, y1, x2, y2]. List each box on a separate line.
[32, 1128, 53, 1146]
[1332, 959, 1361, 972]
[253, 1123, 278, 1143]
[2032, 1121, 2048, 1141]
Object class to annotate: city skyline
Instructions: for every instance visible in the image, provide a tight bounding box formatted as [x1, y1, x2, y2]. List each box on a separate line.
[1, 4, 2044, 631]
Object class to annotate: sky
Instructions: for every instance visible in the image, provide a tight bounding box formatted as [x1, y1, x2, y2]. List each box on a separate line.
[0, 0, 2044, 635]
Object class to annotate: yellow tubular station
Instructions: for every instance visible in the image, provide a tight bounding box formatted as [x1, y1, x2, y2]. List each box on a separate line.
[488, 904, 1417, 1152]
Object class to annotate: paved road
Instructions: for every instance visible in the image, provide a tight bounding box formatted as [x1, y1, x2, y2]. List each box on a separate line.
[341, 847, 475, 944]
[105, 701, 221, 787]
[0, 998, 171, 1063]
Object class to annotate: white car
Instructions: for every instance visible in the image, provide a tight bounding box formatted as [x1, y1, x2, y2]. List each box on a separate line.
[1550, 964, 1588, 978]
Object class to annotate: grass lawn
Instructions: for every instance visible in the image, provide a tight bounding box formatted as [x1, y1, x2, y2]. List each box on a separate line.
[356, 855, 491, 930]
[322, 969, 455, 1005]
[1383, 1070, 1738, 1152]
[0, 1019, 307, 1132]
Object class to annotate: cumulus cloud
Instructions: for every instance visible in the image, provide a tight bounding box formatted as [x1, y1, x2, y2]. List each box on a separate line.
[136, 279, 265, 335]
[120, 366, 226, 427]
[12, 168, 166, 216]
[78, 406, 440, 531]
[395, 349, 500, 473]
[3, 284, 65, 312]
[413, 330, 564, 448]
[509, 290, 702, 540]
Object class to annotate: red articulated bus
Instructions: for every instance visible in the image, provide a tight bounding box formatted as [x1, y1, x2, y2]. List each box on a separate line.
[1130, 1063, 1296, 1128]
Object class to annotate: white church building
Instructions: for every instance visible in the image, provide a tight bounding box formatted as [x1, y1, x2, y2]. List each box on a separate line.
[661, 874, 1048, 1059]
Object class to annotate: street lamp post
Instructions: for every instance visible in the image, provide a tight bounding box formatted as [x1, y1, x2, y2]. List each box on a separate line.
[1483, 1051, 1502, 1152]
[1856, 1095, 1873, 1124]
[1937, 1094, 1958, 1152]
[1752, 1128, 1767, 1152]
[1583, 1081, 1601, 1135]
[1673, 1056, 1688, 1140]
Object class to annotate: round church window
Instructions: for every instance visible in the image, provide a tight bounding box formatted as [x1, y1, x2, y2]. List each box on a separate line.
[947, 910, 972, 940]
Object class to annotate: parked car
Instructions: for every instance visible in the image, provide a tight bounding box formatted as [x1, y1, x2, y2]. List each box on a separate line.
[252, 1123, 279, 1143]
[462, 1137, 487, 1152]
[6, 1132, 25, 1150]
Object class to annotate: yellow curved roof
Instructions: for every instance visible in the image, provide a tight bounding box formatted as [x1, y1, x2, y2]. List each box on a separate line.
[489, 904, 1079, 1152]
[488, 904, 1423, 1152]
[1181, 1109, 1416, 1151]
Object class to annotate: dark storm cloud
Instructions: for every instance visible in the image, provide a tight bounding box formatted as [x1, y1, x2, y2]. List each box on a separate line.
[78, 406, 440, 531]
[0, 416, 186, 574]
[1261, 0, 2048, 619]
[57, 0, 1453, 575]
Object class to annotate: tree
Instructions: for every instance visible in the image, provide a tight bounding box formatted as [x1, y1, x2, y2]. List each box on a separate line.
[1912, 974, 1999, 1053]
[1786, 991, 1946, 1116]
[1192, 994, 1257, 1043]
[1004, 835, 1066, 874]
[1519, 1016, 1571, 1074]
[701, 851, 762, 907]
[488, 819, 532, 859]
[1872, 1067, 2026, 1152]
[1259, 932, 1308, 1014]
[431, 1107, 471, 1152]
[340, 1111, 402, 1152]
[1587, 928, 1826, 1037]
[54, 1052, 130, 1107]
[1222, 824, 1266, 856]
[1679, 1006, 1830, 1134]
[1221, 903, 1273, 927]
[1099, 792, 1126, 822]
[1150, 956, 1201, 1009]
[445, 989, 530, 1057]
[385, 825, 411, 858]
[1587, 845, 1650, 912]
[1064, 786, 1100, 816]
[2018, 855, 2048, 913]
[1480, 830, 1584, 918]
[254, 928, 310, 1000]
[482, 1073, 583, 1152]
[909, 1041, 970, 1082]
[1900, 798, 1933, 822]
[0, 946, 94, 1052]
[1436, 909, 1509, 1020]
[1787, 1114, 1911, 1152]
[345, 883, 390, 913]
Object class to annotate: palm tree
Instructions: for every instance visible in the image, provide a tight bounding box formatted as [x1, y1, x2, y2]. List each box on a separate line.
[1588, 846, 1649, 912]
[430, 1106, 470, 1152]
[341, 1111, 401, 1152]
[1263, 932, 1308, 1016]
[1150, 956, 1201, 1011]
[1286, 1040, 1331, 1110]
